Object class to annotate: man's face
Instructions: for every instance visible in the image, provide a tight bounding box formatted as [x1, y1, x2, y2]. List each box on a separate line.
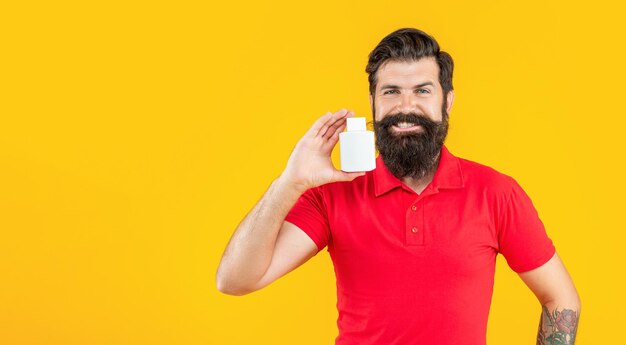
[370, 58, 454, 179]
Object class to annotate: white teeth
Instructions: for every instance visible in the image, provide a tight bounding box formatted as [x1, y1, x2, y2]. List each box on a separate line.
[396, 122, 416, 128]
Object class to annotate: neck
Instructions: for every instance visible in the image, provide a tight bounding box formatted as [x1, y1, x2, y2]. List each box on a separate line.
[401, 172, 435, 195]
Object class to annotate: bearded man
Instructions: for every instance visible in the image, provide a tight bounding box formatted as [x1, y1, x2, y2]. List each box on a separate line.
[217, 28, 581, 345]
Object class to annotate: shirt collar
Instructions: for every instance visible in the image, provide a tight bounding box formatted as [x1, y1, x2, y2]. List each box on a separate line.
[373, 144, 465, 197]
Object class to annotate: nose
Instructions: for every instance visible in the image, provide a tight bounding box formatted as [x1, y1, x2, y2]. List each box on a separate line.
[396, 92, 418, 114]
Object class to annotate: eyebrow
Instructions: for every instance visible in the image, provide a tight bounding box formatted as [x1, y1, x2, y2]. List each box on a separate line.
[380, 82, 435, 90]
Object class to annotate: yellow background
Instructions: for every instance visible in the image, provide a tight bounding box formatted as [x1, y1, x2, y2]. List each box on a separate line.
[1, 0, 624, 344]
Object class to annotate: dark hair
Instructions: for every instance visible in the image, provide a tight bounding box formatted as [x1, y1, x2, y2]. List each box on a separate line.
[366, 28, 454, 99]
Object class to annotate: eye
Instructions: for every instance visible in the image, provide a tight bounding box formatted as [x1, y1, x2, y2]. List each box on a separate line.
[383, 90, 399, 95]
[416, 89, 430, 94]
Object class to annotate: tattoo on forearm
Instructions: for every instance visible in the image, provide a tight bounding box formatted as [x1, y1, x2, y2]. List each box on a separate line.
[536, 305, 580, 345]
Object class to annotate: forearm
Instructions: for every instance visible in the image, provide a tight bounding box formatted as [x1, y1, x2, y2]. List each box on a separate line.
[216, 174, 306, 294]
[536, 301, 581, 345]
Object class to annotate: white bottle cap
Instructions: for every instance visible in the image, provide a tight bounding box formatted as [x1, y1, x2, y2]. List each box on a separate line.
[346, 117, 366, 131]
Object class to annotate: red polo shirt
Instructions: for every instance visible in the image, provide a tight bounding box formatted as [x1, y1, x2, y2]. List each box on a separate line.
[284, 144, 555, 345]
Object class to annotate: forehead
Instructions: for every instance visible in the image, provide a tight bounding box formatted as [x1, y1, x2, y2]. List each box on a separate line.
[376, 58, 440, 88]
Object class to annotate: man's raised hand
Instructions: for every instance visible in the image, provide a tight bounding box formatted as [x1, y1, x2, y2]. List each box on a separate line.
[281, 109, 366, 192]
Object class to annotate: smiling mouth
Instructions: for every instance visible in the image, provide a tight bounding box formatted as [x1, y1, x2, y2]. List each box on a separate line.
[392, 122, 423, 132]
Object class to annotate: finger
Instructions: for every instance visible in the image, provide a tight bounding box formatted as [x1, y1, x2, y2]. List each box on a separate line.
[308, 112, 333, 138]
[320, 121, 347, 154]
[319, 110, 348, 138]
[324, 109, 357, 140]
[322, 116, 348, 140]
[325, 120, 347, 147]
[319, 109, 350, 138]
[321, 109, 352, 139]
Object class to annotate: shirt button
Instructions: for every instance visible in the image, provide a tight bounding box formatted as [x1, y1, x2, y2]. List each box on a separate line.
[411, 206, 417, 211]
[411, 227, 418, 233]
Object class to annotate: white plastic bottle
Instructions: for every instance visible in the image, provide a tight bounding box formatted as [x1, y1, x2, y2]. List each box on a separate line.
[339, 117, 376, 172]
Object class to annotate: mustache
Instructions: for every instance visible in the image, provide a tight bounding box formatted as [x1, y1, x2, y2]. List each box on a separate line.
[375, 113, 439, 128]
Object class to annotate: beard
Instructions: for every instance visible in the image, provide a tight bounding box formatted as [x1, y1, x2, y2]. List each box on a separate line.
[373, 106, 449, 180]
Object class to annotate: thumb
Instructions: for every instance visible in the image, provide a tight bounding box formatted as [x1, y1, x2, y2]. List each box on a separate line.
[334, 170, 367, 182]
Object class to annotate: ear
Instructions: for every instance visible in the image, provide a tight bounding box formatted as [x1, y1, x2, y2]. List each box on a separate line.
[369, 94, 375, 115]
[445, 90, 455, 114]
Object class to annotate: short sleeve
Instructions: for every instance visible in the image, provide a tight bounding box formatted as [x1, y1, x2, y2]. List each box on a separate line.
[496, 177, 556, 273]
[284, 186, 331, 253]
